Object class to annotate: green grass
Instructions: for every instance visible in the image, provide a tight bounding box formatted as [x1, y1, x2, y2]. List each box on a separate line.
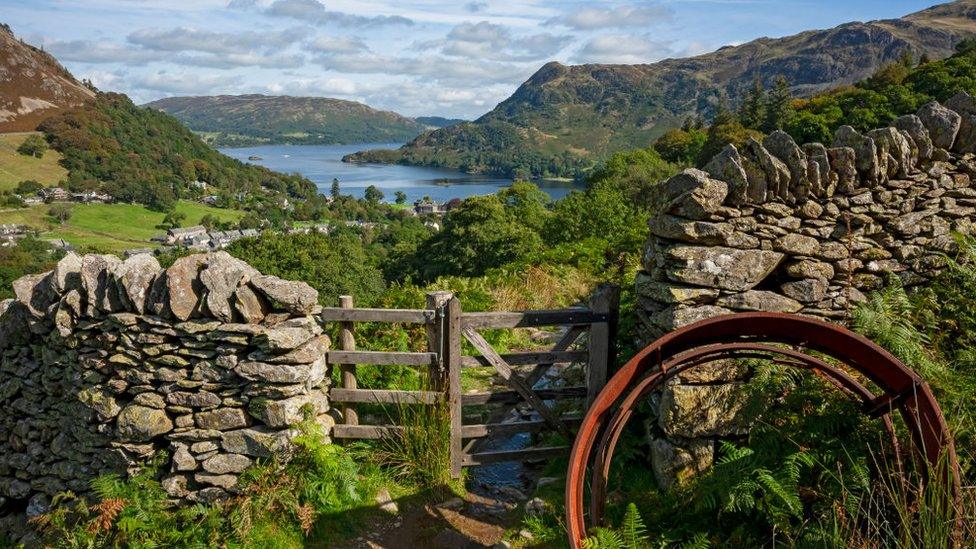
[0, 200, 244, 252]
[0, 132, 68, 191]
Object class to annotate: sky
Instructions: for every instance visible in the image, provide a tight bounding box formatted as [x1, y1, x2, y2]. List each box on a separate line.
[0, 0, 945, 119]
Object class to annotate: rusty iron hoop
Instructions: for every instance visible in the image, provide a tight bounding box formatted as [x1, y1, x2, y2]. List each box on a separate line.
[565, 312, 960, 548]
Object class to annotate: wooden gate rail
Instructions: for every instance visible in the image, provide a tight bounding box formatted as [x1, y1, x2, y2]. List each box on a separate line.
[455, 284, 620, 476]
[321, 286, 621, 481]
[323, 292, 449, 441]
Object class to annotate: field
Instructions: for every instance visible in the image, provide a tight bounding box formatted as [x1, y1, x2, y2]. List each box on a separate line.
[0, 201, 245, 252]
[0, 132, 68, 190]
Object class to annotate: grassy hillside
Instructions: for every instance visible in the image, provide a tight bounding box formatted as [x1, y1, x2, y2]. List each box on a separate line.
[145, 94, 426, 147]
[348, 0, 976, 178]
[0, 132, 67, 190]
[0, 201, 243, 252]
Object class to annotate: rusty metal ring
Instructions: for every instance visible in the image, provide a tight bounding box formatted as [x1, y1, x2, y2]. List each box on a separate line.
[565, 313, 960, 548]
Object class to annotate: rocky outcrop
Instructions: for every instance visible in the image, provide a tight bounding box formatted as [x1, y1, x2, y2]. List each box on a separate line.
[0, 252, 331, 509]
[639, 94, 976, 488]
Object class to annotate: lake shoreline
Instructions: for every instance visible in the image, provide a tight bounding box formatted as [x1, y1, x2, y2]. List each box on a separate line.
[219, 143, 584, 204]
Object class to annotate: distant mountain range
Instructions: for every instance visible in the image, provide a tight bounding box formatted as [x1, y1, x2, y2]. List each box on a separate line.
[145, 94, 459, 148]
[0, 23, 94, 133]
[347, 0, 976, 179]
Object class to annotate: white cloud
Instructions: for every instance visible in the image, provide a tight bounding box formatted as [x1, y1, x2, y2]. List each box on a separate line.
[132, 71, 244, 94]
[267, 0, 414, 27]
[574, 34, 672, 64]
[45, 39, 166, 64]
[548, 4, 673, 30]
[307, 35, 369, 54]
[314, 51, 530, 87]
[127, 26, 307, 55]
[416, 21, 570, 62]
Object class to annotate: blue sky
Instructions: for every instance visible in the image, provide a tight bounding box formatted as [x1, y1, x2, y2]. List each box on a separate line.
[0, 0, 943, 118]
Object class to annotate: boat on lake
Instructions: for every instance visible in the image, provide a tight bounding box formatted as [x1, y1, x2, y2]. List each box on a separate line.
[248, 155, 262, 161]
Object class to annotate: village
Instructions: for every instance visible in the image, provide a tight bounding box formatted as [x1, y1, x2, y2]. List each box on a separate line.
[1, 186, 451, 254]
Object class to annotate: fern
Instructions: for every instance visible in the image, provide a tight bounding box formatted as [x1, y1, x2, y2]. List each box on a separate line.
[621, 503, 648, 548]
[583, 527, 624, 549]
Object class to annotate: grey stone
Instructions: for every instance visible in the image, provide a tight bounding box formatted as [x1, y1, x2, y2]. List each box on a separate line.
[236, 360, 313, 384]
[945, 92, 976, 154]
[165, 254, 208, 321]
[195, 473, 238, 489]
[867, 127, 913, 178]
[195, 408, 249, 430]
[233, 284, 269, 324]
[114, 254, 160, 314]
[658, 383, 752, 438]
[833, 126, 880, 184]
[802, 142, 832, 197]
[895, 114, 934, 160]
[780, 279, 828, 302]
[665, 246, 783, 291]
[785, 259, 835, 281]
[172, 444, 197, 471]
[764, 130, 809, 201]
[166, 391, 221, 409]
[663, 169, 729, 219]
[12, 272, 55, 318]
[52, 252, 82, 294]
[635, 272, 719, 304]
[250, 275, 318, 315]
[747, 137, 790, 201]
[221, 427, 296, 458]
[81, 254, 123, 315]
[202, 453, 252, 474]
[828, 146, 858, 195]
[703, 144, 749, 205]
[200, 252, 259, 323]
[648, 436, 714, 491]
[775, 233, 820, 256]
[77, 387, 121, 420]
[917, 101, 961, 150]
[248, 391, 328, 428]
[715, 290, 802, 313]
[116, 405, 173, 442]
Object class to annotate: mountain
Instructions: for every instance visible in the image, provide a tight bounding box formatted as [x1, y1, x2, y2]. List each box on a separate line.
[145, 94, 428, 147]
[415, 116, 466, 129]
[0, 23, 95, 132]
[346, 0, 976, 179]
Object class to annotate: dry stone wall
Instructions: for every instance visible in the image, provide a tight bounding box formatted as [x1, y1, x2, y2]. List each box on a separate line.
[638, 92, 976, 489]
[0, 251, 332, 512]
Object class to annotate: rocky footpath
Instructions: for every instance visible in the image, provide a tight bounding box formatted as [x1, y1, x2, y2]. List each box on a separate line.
[0, 251, 332, 515]
[638, 93, 976, 489]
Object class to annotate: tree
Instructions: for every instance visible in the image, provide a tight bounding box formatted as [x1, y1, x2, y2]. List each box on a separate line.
[654, 128, 707, 165]
[48, 203, 72, 225]
[17, 134, 48, 158]
[159, 210, 187, 230]
[227, 232, 385, 306]
[739, 77, 767, 130]
[364, 185, 384, 204]
[418, 195, 543, 280]
[762, 76, 794, 132]
[14, 180, 43, 195]
[394, 191, 407, 205]
[331, 178, 341, 199]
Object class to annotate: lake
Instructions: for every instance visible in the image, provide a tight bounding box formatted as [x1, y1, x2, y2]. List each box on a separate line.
[219, 143, 584, 204]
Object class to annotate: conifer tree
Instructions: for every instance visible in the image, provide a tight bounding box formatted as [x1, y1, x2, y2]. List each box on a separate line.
[762, 75, 793, 132]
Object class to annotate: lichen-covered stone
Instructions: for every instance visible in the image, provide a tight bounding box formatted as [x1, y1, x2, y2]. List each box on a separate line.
[165, 255, 207, 321]
[114, 254, 160, 314]
[715, 290, 802, 313]
[918, 101, 961, 150]
[250, 275, 318, 315]
[658, 383, 753, 438]
[664, 169, 728, 220]
[647, 436, 714, 491]
[116, 405, 173, 442]
[666, 246, 783, 291]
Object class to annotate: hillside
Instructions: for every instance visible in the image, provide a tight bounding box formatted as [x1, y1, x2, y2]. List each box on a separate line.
[347, 0, 976, 178]
[145, 94, 427, 147]
[0, 23, 94, 132]
[0, 132, 66, 190]
[40, 93, 317, 209]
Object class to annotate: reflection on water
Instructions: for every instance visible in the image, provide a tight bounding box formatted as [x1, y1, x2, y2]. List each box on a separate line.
[220, 143, 584, 204]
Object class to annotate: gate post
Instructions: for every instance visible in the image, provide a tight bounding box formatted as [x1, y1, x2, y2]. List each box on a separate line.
[338, 295, 358, 426]
[444, 296, 463, 479]
[586, 284, 620, 408]
[426, 291, 453, 390]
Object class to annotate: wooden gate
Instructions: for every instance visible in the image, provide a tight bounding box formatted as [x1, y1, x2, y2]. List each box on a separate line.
[321, 285, 620, 478]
